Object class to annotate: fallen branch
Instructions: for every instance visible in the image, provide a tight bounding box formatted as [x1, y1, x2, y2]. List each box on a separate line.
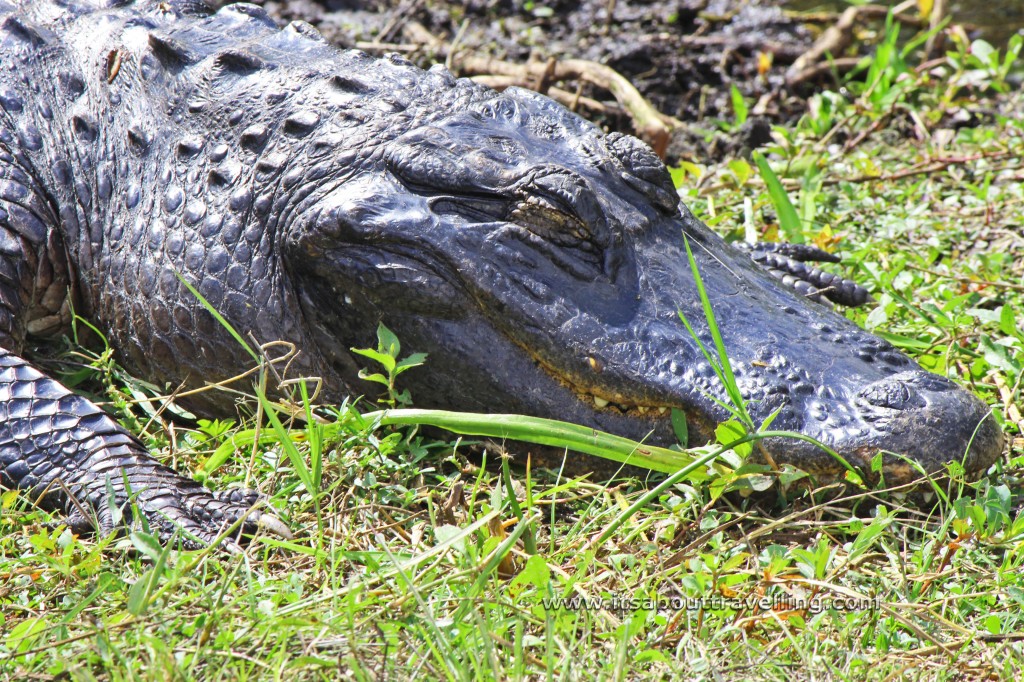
[455, 53, 674, 156]
[398, 21, 679, 158]
[469, 75, 616, 117]
[786, 0, 920, 86]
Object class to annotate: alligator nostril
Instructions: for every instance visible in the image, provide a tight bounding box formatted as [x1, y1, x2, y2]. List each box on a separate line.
[858, 373, 928, 410]
[857, 370, 959, 411]
[860, 382, 912, 409]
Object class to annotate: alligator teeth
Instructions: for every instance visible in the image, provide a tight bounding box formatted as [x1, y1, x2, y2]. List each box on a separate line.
[583, 394, 671, 416]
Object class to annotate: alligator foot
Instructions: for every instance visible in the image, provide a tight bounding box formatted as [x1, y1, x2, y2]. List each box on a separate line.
[56, 480, 293, 551]
[0, 350, 292, 550]
[739, 241, 872, 307]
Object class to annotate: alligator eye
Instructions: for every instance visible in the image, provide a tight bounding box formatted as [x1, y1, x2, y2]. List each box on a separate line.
[507, 171, 609, 260]
[604, 132, 679, 214]
[387, 127, 517, 195]
[858, 378, 926, 410]
[507, 195, 593, 248]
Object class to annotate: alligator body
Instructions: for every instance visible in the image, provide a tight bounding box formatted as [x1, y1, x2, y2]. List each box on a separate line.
[0, 1, 1003, 545]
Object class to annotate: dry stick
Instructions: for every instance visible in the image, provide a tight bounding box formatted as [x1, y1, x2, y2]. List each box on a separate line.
[903, 263, 1024, 293]
[697, 150, 1017, 198]
[469, 75, 615, 115]
[399, 19, 444, 52]
[444, 18, 470, 72]
[924, 0, 948, 60]
[842, 106, 896, 153]
[786, 55, 864, 88]
[670, 33, 798, 58]
[455, 53, 675, 157]
[354, 40, 422, 52]
[826, 151, 1017, 186]
[788, 5, 866, 78]
[400, 21, 679, 158]
[905, 632, 1024, 659]
[377, 0, 425, 43]
[786, 0, 920, 86]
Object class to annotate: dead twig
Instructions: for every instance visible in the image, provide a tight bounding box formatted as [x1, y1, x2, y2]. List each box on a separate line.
[377, 0, 425, 44]
[842, 107, 895, 153]
[903, 263, 1024, 294]
[454, 53, 675, 157]
[786, 1, 920, 86]
[400, 21, 678, 158]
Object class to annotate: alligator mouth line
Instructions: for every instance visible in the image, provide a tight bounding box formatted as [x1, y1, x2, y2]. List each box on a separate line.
[524, 347, 679, 420]
[522, 348, 754, 454]
[576, 390, 670, 417]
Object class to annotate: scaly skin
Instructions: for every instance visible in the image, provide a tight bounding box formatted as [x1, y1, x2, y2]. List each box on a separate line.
[0, 0, 1003, 545]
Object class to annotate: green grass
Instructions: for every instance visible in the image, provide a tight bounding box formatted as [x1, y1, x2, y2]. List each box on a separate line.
[3, 19, 1024, 681]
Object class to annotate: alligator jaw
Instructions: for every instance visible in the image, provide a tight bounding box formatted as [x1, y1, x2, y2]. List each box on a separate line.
[539, 351, 1002, 486]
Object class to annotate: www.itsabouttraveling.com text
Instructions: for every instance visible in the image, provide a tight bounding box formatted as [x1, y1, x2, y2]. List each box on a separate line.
[541, 594, 879, 614]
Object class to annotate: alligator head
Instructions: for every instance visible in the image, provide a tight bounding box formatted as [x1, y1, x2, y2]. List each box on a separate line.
[289, 69, 1002, 485]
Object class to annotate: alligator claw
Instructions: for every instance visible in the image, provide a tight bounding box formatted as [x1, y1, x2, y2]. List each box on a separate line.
[212, 488, 294, 540]
[58, 479, 291, 549]
[141, 485, 290, 548]
[738, 241, 872, 307]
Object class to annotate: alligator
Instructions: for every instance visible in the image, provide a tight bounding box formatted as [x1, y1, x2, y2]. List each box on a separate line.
[0, 0, 1003, 547]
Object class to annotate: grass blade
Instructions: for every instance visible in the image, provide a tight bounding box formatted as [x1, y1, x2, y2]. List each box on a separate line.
[753, 151, 803, 243]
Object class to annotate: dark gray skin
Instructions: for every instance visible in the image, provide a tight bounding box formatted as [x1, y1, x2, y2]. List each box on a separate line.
[0, 0, 1003, 546]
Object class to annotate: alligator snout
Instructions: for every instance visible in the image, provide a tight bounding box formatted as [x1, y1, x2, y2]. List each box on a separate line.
[834, 370, 1003, 481]
[542, 210, 1006, 486]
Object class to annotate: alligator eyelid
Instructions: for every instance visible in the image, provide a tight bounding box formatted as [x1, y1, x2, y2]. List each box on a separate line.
[428, 198, 521, 229]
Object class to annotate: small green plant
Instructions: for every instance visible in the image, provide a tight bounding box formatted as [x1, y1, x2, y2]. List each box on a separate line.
[730, 83, 749, 127]
[946, 34, 1023, 94]
[351, 323, 428, 407]
[752, 151, 804, 243]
